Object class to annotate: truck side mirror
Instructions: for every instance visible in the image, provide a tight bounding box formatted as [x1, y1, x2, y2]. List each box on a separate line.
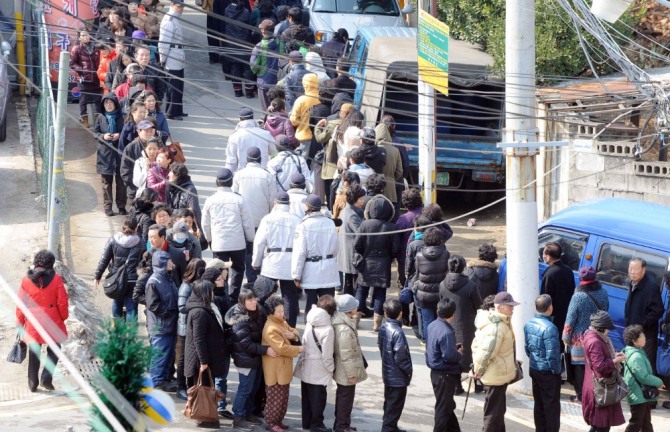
[401, 4, 415, 14]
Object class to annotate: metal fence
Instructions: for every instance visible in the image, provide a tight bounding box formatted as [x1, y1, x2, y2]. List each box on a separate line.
[34, 10, 68, 256]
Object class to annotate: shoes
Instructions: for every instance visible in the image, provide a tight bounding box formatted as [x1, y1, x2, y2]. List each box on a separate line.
[372, 313, 383, 332]
[105, 209, 115, 217]
[167, 115, 183, 121]
[455, 385, 465, 396]
[246, 415, 263, 425]
[278, 423, 289, 430]
[196, 420, 221, 428]
[181, 113, 188, 117]
[118, 208, 127, 216]
[234, 90, 244, 97]
[218, 409, 234, 419]
[570, 395, 581, 403]
[663, 401, 670, 409]
[158, 380, 178, 392]
[233, 417, 253, 431]
[402, 317, 410, 327]
[176, 388, 188, 400]
[40, 381, 55, 391]
[28, 381, 38, 393]
[209, 57, 219, 64]
[80, 117, 90, 128]
[310, 426, 332, 432]
[357, 309, 373, 319]
[267, 426, 284, 432]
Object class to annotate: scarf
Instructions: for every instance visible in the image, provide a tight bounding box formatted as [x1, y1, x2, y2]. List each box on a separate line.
[105, 109, 119, 135]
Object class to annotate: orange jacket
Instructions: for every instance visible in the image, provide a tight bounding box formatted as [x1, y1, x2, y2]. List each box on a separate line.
[97, 51, 117, 93]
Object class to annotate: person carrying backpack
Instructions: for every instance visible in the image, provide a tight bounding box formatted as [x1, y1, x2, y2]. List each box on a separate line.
[250, 20, 285, 111]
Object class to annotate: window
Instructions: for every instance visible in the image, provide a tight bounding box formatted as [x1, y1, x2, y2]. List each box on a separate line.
[538, 230, 588, 272]
[596, 243, 668, 290]
[313, 0, 398, 14]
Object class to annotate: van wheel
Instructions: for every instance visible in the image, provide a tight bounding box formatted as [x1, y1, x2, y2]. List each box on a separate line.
[0, 113, 6, 142]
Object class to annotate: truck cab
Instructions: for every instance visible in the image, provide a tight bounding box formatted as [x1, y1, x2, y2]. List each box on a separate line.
[347, 27, 505, 190]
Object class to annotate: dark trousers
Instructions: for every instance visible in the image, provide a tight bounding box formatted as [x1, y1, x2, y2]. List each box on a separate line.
[323, 179, 333, 209]
[79, 84, 102, 118]
[245, 239, 258, 285]
[529, 369, 561, 432]
[482, 384, 507, 432]
[625, 402, 653, 432]
[573, 364, 585, 400]
[206, 10, 225, 62]
[258, 84, 272, 112]
[334, 384, 356, 432]
[301, 381, 328, 429]
[644, 331, 658, 374]
[382, 385, 407, 432]
[101, 172, 127, 212]
[304, 288, 336, 322]
[213, 249, 246, 300]
[164, 68, 185, 116]
[340, 272, 357, 296]
[279, 278, 299, 328]
[28, 343, 59, 391]
[176, 335, 186, 390]
[149, 334, 176, 386]
[431, 371, 460, 432]
[356, 285, 387, 315]
[589, 427, 610, 432]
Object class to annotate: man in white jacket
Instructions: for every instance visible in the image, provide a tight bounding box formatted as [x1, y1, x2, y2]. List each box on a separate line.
[202, 168, 255, 299]
[287, 173, 309, 219]
[291, 195, 339, 321]
[267, 135, 312, 192]
[226, 107, 276, 172]
[232, 146, 278, 285]
[251, 192, 301, 327]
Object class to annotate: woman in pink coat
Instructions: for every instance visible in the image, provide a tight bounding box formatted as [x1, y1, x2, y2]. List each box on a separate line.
[16, 250, 69, 392]
[146, 147, 172, 202]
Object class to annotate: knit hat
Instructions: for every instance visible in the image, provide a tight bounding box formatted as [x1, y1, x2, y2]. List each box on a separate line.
[290, 173, 306, 187]
[275, 134, 292, 151]
[247, 146, 262, 162]
[305, 194, 322, 210]
[132, 30, 147, 40]
[276, 191, 290, 204]
[336, 294, 359, 313]
[579, 265, 596, 284]
[590, 310, 615, 330]
[216, 168, 233, 182]
[289, 51, 303, 62]
[206, 258, 233, 270]
[239, 107, 254, 119]
[494, 291, 520, 306]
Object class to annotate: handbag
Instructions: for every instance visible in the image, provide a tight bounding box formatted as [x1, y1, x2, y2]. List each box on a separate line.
[624, 362, 660, 400]
[167, 135, 186, 164]
[183, 369, 224, 422]
[587, 357, 629, 407]
[509, 360, 524, 385]
[103, 251, 132, 300]
[6, 335, 27, 364]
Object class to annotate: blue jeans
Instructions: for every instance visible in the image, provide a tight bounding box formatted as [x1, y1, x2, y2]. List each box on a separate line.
[149, 334, 176, 386]
[356, 285, 387, 315]
[419, 306, 437, 343]
[232, 367, 262, 418]
[112, 294, 138, 322]
[215, 353, 231, 411]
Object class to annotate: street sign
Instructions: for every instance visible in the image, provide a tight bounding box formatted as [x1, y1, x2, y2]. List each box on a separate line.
[418, 9, 449, 96]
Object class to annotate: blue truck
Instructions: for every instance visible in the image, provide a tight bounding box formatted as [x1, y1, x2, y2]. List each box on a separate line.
[347, 27, 505, 190]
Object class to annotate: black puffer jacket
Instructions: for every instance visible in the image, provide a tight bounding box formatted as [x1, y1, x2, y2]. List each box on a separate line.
[94, 232, 145, 285]
[145, 252, 179, 336]
[359, 142, 386, 174]
[166, 176, 202, 228]
[130, 199, 155, 244]
[184, 297, 227, 379]
[224, 303, 268, 369]
[465, 259, 499, 300]
[439, 272, 482, 370]
[414, 245, 450, 309]
[354, 198, 399, 288]
[93, 94, 124, 176]
[378, 318, 412, 387]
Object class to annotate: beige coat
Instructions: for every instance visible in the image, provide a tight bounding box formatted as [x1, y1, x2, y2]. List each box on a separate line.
[471, 309, 516, 386]
[375, 123, 403, 202]
[332, 311, 368, 386]
[262, 315, 301, 385]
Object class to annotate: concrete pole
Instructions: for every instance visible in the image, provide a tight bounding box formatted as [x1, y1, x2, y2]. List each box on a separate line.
[48, 51, 69, 255]
[505, 0, 538, 394]
[417, 0, 437, 206]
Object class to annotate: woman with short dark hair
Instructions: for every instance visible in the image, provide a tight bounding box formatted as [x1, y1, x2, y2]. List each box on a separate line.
[465, 244, 499, 300]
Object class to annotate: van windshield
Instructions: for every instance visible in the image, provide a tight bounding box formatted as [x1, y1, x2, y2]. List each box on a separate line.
[313, 0, 399, 15]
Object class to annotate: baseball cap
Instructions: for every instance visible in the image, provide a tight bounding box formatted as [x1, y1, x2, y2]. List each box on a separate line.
[290, 172, 305, 186]
[247, 146, 262, 162]
[172, 220, 189, 242]
[216, 168, 233, 182]
[289, 51, 303, 61]
[494, 292, 520, 306]
[136, 120, 155, 130]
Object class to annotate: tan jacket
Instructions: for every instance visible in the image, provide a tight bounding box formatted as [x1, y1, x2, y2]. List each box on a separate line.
[262, 315, 301, 385]
[290, 74, 320, 142]
[471, 309, 516, 386]
[332, 311, 368, 386]
[375, 123, 403, 202]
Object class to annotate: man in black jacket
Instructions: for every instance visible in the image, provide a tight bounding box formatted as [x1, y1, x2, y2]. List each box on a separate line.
[148, 224, 186, 287]
[625, 258, 664, 373]
[541, 241, 575, 353]
[425, 298, 463, 432]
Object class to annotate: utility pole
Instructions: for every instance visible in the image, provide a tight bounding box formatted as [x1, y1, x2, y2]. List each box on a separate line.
[48, 50, 69, 255]
[504, 0, 538, 393]
[417, 0, 437, 206]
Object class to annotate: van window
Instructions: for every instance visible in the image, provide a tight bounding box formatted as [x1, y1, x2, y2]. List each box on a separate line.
[349, 35, 364, 63]
[538, 229, 587, 271]
[596, 243, 668, 290]
[313, 0, 399, 14]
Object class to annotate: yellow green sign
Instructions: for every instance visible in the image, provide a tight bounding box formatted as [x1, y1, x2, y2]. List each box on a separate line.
[418, 10, 449, 96]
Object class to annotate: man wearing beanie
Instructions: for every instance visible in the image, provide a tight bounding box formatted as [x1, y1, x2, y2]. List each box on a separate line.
[233, 146, 279, 285]
[287, 172, 309, 219]
[291, 194, 339, 318]
[202, 168, 256, 300]
[226, 107, 276, 172]
[251, 192, 302, 327]
[331, 294, 367, 432]
[267, 135, 312, 193]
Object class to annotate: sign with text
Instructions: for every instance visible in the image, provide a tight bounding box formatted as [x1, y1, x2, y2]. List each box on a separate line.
[418, 10, 449, 96]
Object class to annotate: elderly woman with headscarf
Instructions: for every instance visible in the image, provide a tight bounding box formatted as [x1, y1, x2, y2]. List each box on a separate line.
[305, 52, 330, 83]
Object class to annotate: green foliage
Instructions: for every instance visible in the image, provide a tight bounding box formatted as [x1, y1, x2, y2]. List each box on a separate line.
[437, 0, 643, 81]
[90, 319, 153, 431]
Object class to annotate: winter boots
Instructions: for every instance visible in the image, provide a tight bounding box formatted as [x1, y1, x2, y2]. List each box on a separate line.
[373, 313, 383, 332]
[80, 116, 90, 128]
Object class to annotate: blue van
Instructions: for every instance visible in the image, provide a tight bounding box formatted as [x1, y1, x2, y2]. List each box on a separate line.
[501, 198, 670, 349]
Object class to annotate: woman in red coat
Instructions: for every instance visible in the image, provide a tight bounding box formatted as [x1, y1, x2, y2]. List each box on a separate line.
[581, 311, 626, 432]
[16, 250, 69, 392]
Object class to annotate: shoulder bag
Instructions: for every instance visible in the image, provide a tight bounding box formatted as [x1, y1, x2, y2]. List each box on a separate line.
[103, 249, 132, 300]
[183, 368, 224, 422]
[623, 362, 660, 400]
[6, 334, 27, 364]
[586, 356, 629, 407]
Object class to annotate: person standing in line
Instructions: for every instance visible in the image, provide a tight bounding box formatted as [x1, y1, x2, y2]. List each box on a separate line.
[465, 244, 500, 300]
[166, 163, 201, 229]
[201, 168, 255, 300]
[625, 258, 664, 374]
[252, 192, 302, 328]
[267, 134, 310, 192]
[524, 294, 562, 432]
[395, 188, 423, 292]
[202, 0, 228, 64]
[70, 29, 101, 128]
[120, 119, 155, 203]
[233, 146, 278, 286]
[378, 299, 412, 432]
[336, 185, 366, 298]
[291, 195, 339, 319]
[16, 250, 69, 393]
[250, 20, 284, 111]
[286, 172, 309, 219]
[145, 250, 179, 391]
[541, 242, 576, 354]
[425, 298, 463, 432]
[622, 324, 665, 432]
[471, 291, 519, 432]
[226, 107, 277, 172]
[222, 0, 255, 98]
[158, 0, 187, 120]
[290, 73, 321, 159]
[147, 224, 187, 287]
[331, 294, 368, 432]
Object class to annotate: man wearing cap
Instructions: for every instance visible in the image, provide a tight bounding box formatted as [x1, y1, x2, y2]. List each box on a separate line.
[267, 135, 312, 192]
[471, 291, 519, 432]
[541, 242, 576, 355]
[120, 120, 157, 202]
[291, 194, 339, 317]
[279, 51, 308, 111]
[159, 1, 187, 120]
[250, 19, 284, 111]
[167, 220, 200, 262]
[286, 173, 309, 219]
[202, 168, 256, 299]
[232, 146, 279, 285]
[226, 107, 277, 172]
[251, 192, 302, 327]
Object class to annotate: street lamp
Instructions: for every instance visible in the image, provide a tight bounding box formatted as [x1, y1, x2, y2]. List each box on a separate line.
[590, 0, 632, 23]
